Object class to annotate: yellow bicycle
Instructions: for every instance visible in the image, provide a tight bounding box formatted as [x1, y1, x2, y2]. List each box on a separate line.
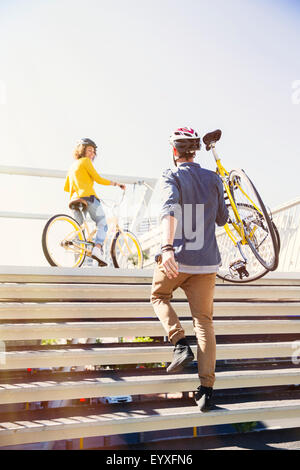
[203, 130, 280, 283]
[42, 193, 143, 269]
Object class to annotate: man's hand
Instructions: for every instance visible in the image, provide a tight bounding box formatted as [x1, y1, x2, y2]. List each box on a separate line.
[161, 250, 179, 279]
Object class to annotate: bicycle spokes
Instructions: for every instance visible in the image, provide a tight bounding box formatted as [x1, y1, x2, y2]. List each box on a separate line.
[217, 203, 271, 282]
[111, 230, 143, 269]
[42, 215, 86, 268]
[232, 171, 278, 267]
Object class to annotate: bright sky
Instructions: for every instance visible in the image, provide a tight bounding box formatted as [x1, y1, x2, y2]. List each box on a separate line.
[0, 0, 299, 265]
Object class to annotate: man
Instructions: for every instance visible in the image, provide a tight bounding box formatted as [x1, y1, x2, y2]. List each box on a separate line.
[151, 127, 228, 412]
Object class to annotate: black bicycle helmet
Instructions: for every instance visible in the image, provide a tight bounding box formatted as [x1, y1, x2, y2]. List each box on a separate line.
[79, 138, 97, 149]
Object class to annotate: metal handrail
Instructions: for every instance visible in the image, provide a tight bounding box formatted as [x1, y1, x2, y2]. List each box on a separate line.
[0, 165, 158, 227]
[0, 164, 156, 186]
[271, 197, 300, 215]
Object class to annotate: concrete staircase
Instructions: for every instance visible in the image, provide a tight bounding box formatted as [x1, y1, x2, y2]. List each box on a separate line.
[0, 266, 299, 448]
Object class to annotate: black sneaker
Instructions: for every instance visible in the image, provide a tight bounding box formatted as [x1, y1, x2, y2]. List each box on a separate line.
[166, 338, 194, 374]
[194, 385, 214, 412]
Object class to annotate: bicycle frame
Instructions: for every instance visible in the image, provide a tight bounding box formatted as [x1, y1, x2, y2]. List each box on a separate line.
[62, 201, 138, 260]
[210, 144, 262, 249]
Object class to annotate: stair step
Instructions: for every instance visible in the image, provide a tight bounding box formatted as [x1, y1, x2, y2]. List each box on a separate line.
[1, 283, 299, 301]
[0, 342, 296, 370]
[0, 302, 299, 320]
[0, 368, 299, 405]
[1, 398, 300, 447]
[0, 266, 299, 285]
[1, 319, 300, 341]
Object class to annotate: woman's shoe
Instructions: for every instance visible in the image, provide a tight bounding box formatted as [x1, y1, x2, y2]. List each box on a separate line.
[91, 246, 107, 267]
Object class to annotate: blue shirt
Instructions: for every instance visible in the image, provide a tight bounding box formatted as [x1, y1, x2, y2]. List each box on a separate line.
[160, 162, 229, 267]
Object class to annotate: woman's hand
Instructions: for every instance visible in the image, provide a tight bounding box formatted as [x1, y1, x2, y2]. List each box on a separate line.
[161, 250, 179, 279]
[113, 182, 126, 190]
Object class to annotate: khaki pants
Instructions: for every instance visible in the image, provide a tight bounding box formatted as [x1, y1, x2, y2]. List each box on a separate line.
[151, 263, 217, 388]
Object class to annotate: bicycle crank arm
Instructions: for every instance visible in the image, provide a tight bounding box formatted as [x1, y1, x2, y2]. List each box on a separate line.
[61, 240, 91, 248]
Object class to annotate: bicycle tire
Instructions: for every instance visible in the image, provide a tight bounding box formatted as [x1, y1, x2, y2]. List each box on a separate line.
[111, 229, 144, 269]
[224, 201, 281, 254]
[42, 214, 87, 268]
[272, 220, 281, 254]
[234, 205, 281, 255]
[229, 169, 279, 271]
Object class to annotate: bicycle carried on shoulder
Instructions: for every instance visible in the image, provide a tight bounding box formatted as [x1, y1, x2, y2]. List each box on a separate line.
[42, 192, 144, 269]
[203, 129, 280, 283]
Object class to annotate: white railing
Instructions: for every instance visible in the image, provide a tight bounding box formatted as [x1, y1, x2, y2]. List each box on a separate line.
[0, 164, 157, 229]
[1, 164, 299, 271]
[140, 197, 300, 271]
[271, 197, 300, 271]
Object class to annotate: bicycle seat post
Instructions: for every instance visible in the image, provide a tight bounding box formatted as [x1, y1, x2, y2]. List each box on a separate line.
[211, 143, 219, 163]
[79, 203, 87, 220]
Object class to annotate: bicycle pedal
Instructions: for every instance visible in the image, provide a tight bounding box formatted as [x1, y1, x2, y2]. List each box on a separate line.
[229, 260, 249, 279]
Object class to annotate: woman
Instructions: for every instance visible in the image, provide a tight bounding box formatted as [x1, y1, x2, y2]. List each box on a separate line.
[64, 138, 125, 265]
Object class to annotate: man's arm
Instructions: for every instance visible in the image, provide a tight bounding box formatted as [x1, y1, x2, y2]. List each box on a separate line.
[160, 215, 179, 279]
[161, 214, 177, 246]
[159, 170, 180, 279]
[215, 175, 229, 226]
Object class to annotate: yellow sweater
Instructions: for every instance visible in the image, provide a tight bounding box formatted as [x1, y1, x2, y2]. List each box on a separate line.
[64, 157, 111, 200]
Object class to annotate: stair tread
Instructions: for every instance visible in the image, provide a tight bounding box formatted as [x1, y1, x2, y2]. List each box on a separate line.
[0, 266, 299, 285]
[1, 398, 300, 431]
[1, 367, 300, 389]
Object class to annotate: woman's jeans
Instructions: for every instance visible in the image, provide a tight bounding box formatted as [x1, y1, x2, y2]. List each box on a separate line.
[72, 196, 108, 246]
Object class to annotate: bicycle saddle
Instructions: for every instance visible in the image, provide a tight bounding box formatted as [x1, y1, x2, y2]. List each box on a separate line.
[69, 198, 88, 210]
[202, 129, 222, 151]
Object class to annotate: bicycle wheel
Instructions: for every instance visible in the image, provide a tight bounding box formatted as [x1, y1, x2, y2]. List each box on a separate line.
[272, 221, 281, 254]
[217, 204, 269, 283]
[111, 229, 143, 269]
[229, 169, 279, 271]
[42, 214, 87, 268]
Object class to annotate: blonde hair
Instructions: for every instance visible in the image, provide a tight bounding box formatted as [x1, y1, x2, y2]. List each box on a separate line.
[73, 143, 86, 160]
[73, 143, 97, 160]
